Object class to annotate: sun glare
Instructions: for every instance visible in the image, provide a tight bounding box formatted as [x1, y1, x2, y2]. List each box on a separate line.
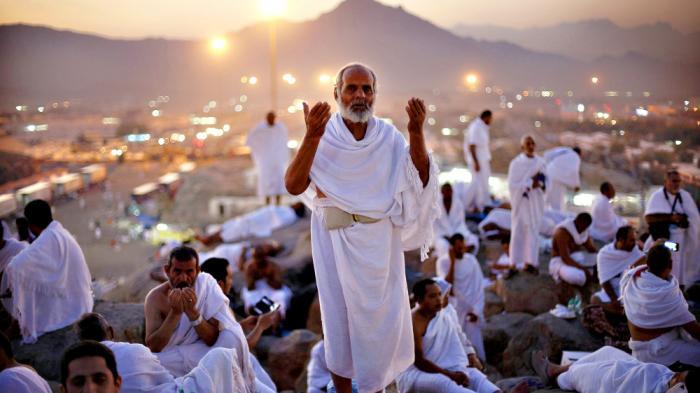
[260, 0, 287, 19]
[209, 37, 228, 54]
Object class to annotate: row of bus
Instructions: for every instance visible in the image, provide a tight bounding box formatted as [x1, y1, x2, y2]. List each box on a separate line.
[0, 164, 108, 219]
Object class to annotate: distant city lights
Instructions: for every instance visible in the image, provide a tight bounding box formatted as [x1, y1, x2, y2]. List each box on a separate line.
[635, 107, 649, 117]
[151, 109, 161, 117]
[591, 76, 599, 84]
[577, 104, 585, 113]
[102, 117, 120, 125]
[25, 124, 48, 132]
[125, 133, 151, 143]
[282, 73, 297, 85]
[465, 73, 478, 87]
[248, 76, 258, 85]
[191, 116, 216, 125]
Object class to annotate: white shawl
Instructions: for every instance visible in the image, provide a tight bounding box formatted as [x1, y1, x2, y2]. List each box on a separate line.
[544, 147, 580, 188]
[555, 218, 589, 246]
[508, 153, 546, 230]
[0, 366, 52, 393]
[307, 340, 331, 393]
[103, 341, 176, 393]
[436, 253, 485, 318]
[434, 197, 468, 240]
[597, 243, 644, 285]
[179, 348, 248, 393]
[620, 266, 695, 329]
[309, 112, 440, 259]
[5, 221, 93, 343]
[590, 194, 627, 242]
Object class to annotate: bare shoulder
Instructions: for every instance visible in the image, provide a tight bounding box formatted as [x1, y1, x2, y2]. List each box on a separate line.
[411, 310, 428, 336]
[145, 282, 169, 310]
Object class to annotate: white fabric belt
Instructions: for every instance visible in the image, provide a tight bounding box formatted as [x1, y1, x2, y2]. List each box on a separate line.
[322, 206, 381, 230]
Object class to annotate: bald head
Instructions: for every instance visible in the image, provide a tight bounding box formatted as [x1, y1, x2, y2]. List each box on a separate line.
[521, 135, 536, 156]
[334, 63, 376, 124]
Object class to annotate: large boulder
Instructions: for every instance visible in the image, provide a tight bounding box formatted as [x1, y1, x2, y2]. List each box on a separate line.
[266, 329, 320, 390]
[483, 312, 534, 367]
[501, 313, 603, 377]
[12, 301, 145, 382]
[494, 273, 559, 315]
[484, 290, 505, 318]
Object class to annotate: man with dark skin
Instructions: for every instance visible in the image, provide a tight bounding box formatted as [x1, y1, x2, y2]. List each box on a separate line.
[285, 63, 434, 393]
[144, 247, 220, 353]
[549, 213, 597, 286]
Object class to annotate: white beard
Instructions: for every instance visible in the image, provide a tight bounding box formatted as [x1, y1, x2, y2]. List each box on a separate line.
[337, 98, 374, 124]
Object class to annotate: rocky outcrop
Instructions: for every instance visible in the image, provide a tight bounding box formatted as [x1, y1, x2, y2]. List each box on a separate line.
[484, 290, 505, 318]
[495, 273, 559, 315]
[483, 312, 534, 367]
[265, 329, 320, 390]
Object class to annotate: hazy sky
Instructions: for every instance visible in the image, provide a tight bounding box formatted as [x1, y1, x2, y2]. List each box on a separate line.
[1, 0, 698, 39]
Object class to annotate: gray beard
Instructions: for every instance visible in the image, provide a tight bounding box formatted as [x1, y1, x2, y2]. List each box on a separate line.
[337, 99, 373, 124]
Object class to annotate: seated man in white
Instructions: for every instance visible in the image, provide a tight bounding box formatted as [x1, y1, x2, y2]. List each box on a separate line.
[548, 213, 597, 287]
[3, 199, 93, 343]
[197, 202, 306, 246]
[621, 242, 700, 367]
[307, 338, 332, 393]
[0, 332, 51, 393]
[434, 183, 479, 258]
[144, 246, 241, 377]
[397, 279, 525, 393]
[242, 245, 292, 318]
[436, 234, 486, 361]
[531, 346, 696, 393]
[200, 257, 279, 392]
[591, 226, 645, 313]
[488, 235, 512, 278]
[0, 223, 26, 274]
[590, 182, 628, 243]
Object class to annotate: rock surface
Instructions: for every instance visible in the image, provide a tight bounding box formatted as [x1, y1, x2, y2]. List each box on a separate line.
[495, 273, 560, 315]
[265, 329, 320, 390]
[501, 312, 603, 377]
[484, 290, 505, 318]
[483, 312, 534, 367]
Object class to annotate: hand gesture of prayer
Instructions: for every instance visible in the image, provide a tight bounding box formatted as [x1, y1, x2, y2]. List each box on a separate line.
[181, 287, 199, 320]
[303, 102, 331, 141]
[406, 97, 426, 135]
[168, 289, 185, 315]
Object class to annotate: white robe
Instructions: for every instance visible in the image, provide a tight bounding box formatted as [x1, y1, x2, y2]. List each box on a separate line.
[308, 113, 440, 392]
[464, 118, 491, 211]
[593, 243, 644, 302]
[307, 340, 332, 393]
[4, 221, 93, 343]
[548, 218, 593, 284]
[0, 238, 26, 273]
[556, 346, 675, 393]
[220, 205, 297, 242]
[436, 253, 485, 360]
[621, 265, 700, 366]
[433, 197, 479, 257]
[507, 153, 546, 268]
[241, 279, 293, 317]
[590, 194, 627, 242]
[155, 273, 241, 377]
[644, 187, 700, 286]
[246, 121, 289, 197]
[396, 309, 496, 393]
[198, 242, 246, 270]
[544, 147, 580, 212]
[0, 366, 51, 393]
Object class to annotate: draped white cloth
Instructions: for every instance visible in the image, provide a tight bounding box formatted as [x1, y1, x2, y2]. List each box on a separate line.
[644, 187, 700, 286]
[308, 113, 440, 392]
[241, 279, 292, 317]
[220, 205, 297, 242]
[179, 348, 248, 393]
[0, 238, 26, 273]
[307, 340, 332, 393]
[103, 340, 177, 393]
[396, 309, 497, 393]
[433, 197, 479, 257]
[620, 266, 695, 329]
[5, 221, 93, 343]
[0, 366, 51, 393]
[436, 253, 485, 360]
[464, 118, 491, 211]
[544, 147, 580, 211]
[594, 243, 644, 302]
[556, 346, 675, 393]
[477, 208, 511, 236]
[555, 218, 589, 246]
[198, 242, 246, 269]
[590, 195, 628, 242]
[507, 153, 546, 268]
[246, 121, 289, 197]
[155, 273, 240, 377]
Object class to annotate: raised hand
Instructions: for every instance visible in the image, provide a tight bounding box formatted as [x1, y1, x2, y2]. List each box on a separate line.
[168, 289, 184, 315]
[303, 102, 331, 141]
[405, 97, 426, 135]
[181, 287, 199, 319]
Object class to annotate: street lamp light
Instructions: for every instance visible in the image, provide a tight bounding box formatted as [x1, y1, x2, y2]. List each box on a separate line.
[209, 37, 228, 54]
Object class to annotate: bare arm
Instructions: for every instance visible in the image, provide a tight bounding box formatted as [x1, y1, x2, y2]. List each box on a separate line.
[412, 315, 469, 386]
[406, 98, 430, 186]
[645, 213, 673, 225]
[145, 290, 182, 352]
[583, 237, 597, 253]
[284, 102, 331, 195]
[245, 309, 280, 350]
[601, 281, 619, 304]
[444, 251, 457, 287]
[237, 246, 248, 273]
[554, 232, 583, 268]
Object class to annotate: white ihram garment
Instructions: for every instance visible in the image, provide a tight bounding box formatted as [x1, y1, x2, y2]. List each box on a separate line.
[433, 197, 479, 257]
[307, 340, 332, 393]
[644, 187, 700, 286]
[220, 205, 297, 242]
[436, 254, 486, 360]
[4, 221, 93, 343]
[544, 147, 580, 212]
[246, 121, 289, 197]
[620, 265, 700, 366]
[590, 194, 628, 242]
[308, 113, 439, 392]
[548, 218, 592, 286]
[593, 243, 644, 302]
[507, 153, 546, 268]
[0, 366, 51, 393]
[464, 118, 491, 211]
[396, 309, 497, 393]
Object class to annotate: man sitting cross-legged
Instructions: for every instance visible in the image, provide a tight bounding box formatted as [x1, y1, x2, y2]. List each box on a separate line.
[531, 346, 697, 393]
[144, 245, 240, 376]
[621, 242, 700, 367]
[396, 278, 526, 393]
[75, 312, 259, 393]
[241, 245, 292, 318]
[548, 213, 597, 287]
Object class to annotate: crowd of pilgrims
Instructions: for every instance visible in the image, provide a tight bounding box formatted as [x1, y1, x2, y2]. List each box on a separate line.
[0, 98, 698, 392]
